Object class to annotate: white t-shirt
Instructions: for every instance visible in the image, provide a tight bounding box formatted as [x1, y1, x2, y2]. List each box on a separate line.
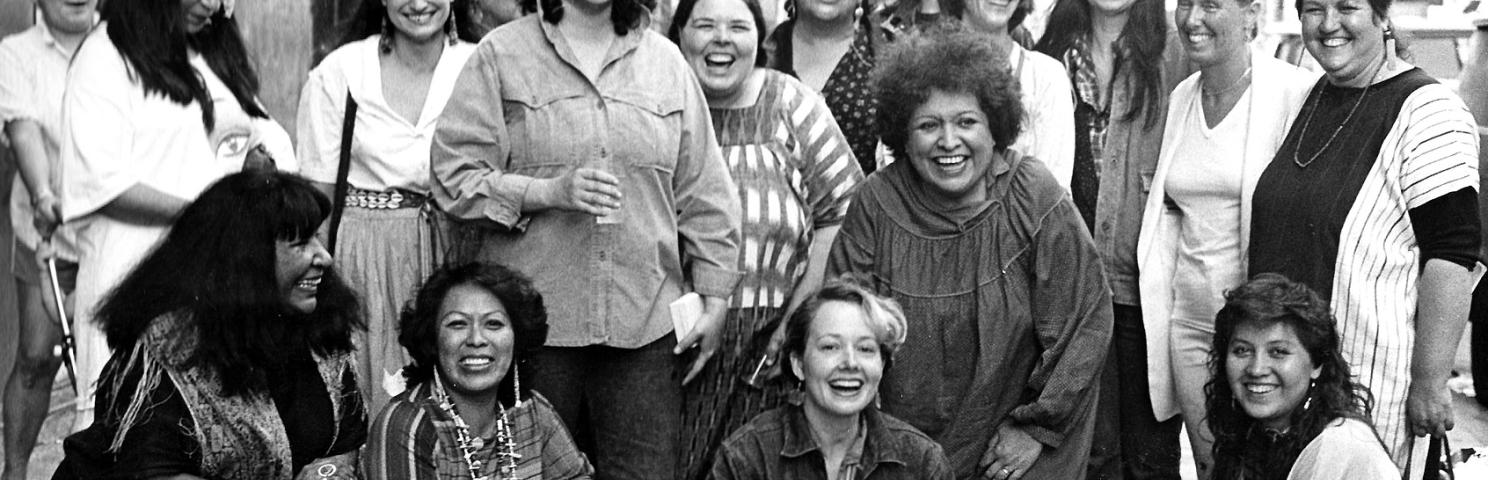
[1287, 418, 1399, 479]
[296, 36, 476, 192]
[1165, 88, 1250, 324]
[0, 24, 76, 251]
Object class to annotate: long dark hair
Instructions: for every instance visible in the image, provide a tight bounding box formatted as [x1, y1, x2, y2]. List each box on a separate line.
[520, 0, 656, 35]
[1206, 273, 1379, 479]
[101, 0, 267, 131]
[399, 262, 549, 408]
[94, 171, 363, 397]
[1034, 0, 1167, 127]
[339, 0, 484, 50]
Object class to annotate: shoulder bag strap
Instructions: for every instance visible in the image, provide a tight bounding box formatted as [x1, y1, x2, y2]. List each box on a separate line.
[328, 91, 357, 255]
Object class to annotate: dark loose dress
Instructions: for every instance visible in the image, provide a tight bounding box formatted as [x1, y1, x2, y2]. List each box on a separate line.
[827, 152, 1114, 478]
[1249, 68, 1481, 468]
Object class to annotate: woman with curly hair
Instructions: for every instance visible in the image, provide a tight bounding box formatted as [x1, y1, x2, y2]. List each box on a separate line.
[54, 171, 366, 479]
[828, 24, 1112, 480]
[1206, 273, 1397, 479]
[366, 262, 592, 479]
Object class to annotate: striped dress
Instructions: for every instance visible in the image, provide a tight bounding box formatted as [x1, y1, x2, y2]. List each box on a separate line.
[365, 386, 593, 480]
[679, 70, 864, 480]
[1249, 68, 1480, 472]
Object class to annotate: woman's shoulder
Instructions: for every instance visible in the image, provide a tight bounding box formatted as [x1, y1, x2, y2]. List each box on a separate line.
[1289, 418, 1397, 479]
[1005, 151, 1072, 208]
[311, 37, 377, 79]
[72, 24, 128, 76]
[1018, 47, 1068, 78]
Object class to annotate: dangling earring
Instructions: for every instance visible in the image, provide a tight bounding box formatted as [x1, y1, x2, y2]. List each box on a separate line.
[446, 11, 458, 46]
[380, 15, 395, 54]
[1302, 379, 1315, 411]
[511, 362, 522, 404]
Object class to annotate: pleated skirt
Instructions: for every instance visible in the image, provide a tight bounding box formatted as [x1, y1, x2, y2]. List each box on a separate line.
[333, 206, 446, 414]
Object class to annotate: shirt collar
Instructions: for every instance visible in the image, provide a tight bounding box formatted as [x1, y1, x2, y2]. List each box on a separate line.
[537, 14, 648, 79]
[779, 404, 909, 468]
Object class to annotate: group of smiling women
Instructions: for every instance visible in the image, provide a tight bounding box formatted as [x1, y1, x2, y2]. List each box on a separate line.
[3, 0, 1477, 478]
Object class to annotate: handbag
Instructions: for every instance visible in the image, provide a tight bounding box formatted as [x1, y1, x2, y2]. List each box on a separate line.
[327, 91, 357, 255]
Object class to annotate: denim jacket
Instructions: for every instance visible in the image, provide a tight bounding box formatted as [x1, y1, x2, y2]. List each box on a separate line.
[709, 405, 954, 480]
[430, 16, 742, 347]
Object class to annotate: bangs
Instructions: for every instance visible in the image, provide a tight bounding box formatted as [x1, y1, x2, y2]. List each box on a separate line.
[267, 178, 331, 242]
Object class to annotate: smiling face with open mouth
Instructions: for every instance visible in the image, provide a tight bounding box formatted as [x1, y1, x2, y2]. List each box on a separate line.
[791, 300, 885, 421]
[1299, 0, 1386, 87]
[905, 90, 997, 207]
[680, 0, 760, 105]
[1174, 0, 1257, 68]
[275, 236, 330, 314]
[1225, 321, 1322, 431]
[436, 283, 516, 398]
[385, 0, 453, 45]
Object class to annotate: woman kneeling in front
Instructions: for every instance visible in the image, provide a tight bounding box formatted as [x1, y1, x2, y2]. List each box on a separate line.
[366, 262, 592, 479]
[709, 280, 953, 479]
[1207, 273, 1396, 479]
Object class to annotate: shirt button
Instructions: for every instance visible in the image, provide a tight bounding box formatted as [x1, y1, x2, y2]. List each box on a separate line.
[1100, 221, 1113, 233]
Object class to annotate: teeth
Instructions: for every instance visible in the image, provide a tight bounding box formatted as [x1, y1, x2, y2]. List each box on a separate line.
[1246, 384, 1277, 394]
[297, 277, 322, 289]
[460, 357, 493, 367]
[935, 155, 967, 166]
[828, 379, 863, 389]
[1321, 38, 1347, 47]
[1187, 34, 1209, 43]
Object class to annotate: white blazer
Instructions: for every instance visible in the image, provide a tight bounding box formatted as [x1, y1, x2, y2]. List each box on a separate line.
[1136, 54, 1318, 421]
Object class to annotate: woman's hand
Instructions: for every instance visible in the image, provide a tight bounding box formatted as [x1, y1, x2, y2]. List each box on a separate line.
[296, 451, 358, 480]
[1407, 379, 1454, 437]
[754, 318, 790, 383]
[978, 423, 1042, 480]
[677, 295, 729, 385]
[529, 167, 622, 216]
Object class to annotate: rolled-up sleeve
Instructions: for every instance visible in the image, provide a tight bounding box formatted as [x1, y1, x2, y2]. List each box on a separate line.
[0, 42, 34, 126]
[429, 46, 533, 229]
[1007, 199, 1113, 448]
[294, 64, 348, 184]
[671, 68, 742, 298]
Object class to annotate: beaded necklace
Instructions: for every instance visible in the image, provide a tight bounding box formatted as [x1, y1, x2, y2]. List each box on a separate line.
[433, 374, 521, 480]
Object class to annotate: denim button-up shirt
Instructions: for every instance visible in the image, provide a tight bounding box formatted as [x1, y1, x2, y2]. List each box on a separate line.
[709, 406, 955, 480]
[431, 16, 742, 348]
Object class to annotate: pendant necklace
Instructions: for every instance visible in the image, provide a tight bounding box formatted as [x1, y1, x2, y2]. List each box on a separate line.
[1291, 60, 1391, 168]
[433, 374, 521, 480]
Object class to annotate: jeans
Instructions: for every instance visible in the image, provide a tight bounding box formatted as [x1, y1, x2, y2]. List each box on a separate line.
[1472, 279, 1487, 410]
[1095, 303, 1183, 479]
[528, 335, 682, 480]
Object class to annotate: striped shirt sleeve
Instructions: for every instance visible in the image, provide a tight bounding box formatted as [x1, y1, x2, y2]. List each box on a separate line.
[365, 390, 440, 480]
[780, 77, 864, 230]
[1397, 83, 1479, 209]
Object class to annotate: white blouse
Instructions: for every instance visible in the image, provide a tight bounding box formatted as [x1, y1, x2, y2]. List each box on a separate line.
[296, 36, 476, 192]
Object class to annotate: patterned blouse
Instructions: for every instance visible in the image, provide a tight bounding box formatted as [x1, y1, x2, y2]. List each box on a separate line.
[365, 385, 593, 480]
[768, 20, 879, 175]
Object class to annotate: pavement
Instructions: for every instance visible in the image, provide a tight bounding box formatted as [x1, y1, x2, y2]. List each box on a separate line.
[3, 327, 1488, 479]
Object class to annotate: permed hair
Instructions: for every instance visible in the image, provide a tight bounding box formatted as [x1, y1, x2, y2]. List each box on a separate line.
[1206, 273, 1380, 479]
[783, 279, 910, 383]
[94, 171, 363, 397]
[873, 23, 1023, 161]
[668, 0, 770, 67]
[399, 262, 550, 408]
